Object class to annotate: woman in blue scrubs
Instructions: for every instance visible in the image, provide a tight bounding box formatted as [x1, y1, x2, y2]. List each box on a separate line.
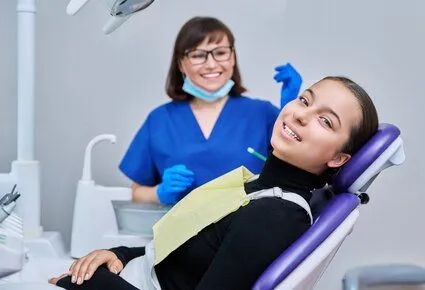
[119, 16, 301, 205]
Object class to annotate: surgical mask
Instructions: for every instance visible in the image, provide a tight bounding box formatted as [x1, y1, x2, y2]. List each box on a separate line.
[182, 76, 235, 103]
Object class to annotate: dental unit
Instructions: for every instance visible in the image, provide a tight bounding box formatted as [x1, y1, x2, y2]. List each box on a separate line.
[0, 0, 69, 287]
[71, 134, 169, 258]
[0, 0, 65, 260]
[0, 0, 160, 287]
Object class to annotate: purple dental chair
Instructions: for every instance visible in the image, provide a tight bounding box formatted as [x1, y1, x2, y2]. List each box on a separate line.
[253, 123, 405, 290]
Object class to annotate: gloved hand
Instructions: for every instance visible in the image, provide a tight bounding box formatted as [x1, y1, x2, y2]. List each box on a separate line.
[157, 164, 195, 204]
[274, 63, 302, 108]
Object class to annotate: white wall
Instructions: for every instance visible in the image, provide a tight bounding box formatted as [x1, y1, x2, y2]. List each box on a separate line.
[0, 1, 17, 174]
[1, 0, 424, 289]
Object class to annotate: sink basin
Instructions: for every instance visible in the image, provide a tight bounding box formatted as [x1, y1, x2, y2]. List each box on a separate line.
[112, 201, 170, 237]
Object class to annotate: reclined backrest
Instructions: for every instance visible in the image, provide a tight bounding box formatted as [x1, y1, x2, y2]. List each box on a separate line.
[311, 123, 404, 218]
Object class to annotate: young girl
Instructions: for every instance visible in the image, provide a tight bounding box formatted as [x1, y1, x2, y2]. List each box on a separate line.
[50, 76, 378, 290]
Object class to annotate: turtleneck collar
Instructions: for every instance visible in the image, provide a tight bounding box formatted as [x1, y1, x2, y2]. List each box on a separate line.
[244, 153, 327, 202]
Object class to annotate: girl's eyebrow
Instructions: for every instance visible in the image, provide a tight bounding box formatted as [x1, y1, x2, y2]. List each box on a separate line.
[305, 89, 342, 127]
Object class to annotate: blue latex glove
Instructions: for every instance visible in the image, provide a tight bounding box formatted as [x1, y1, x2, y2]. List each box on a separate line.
[274, 63, 303, 108]
[157, 164, 195, 204]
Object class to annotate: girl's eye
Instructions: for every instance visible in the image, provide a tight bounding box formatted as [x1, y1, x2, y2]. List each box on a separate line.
[299, 96, 308, 106]
[320, 116, 333, 128]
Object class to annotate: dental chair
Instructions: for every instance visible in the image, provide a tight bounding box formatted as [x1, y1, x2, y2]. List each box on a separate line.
[253, 123, 405, 290]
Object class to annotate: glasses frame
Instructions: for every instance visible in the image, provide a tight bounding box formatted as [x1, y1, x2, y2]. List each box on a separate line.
[184, 46, 234, 65]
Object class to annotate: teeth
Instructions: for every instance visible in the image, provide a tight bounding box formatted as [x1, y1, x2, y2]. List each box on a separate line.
[203, 73, 220, 78]
[284, 124, 301, 141]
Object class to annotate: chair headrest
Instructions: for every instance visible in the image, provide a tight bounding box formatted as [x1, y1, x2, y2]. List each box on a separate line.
[332, 123, 405, 193]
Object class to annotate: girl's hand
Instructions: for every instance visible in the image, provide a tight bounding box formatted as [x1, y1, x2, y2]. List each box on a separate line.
[49, 249, 123, 285]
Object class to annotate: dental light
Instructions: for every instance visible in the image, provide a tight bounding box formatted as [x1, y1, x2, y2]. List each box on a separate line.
[66, 0, 155, 34]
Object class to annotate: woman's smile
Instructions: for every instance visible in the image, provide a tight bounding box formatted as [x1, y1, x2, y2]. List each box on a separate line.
[201, 72, 221, 79]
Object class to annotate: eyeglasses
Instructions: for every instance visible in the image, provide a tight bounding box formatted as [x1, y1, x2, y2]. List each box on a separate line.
[184, 46, 234, 65]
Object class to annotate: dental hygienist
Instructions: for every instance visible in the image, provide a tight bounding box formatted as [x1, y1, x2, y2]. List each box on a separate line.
[119, 16, 302, 205]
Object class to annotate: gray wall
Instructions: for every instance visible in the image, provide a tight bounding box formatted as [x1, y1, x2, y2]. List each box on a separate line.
[1, 0, 424, 289]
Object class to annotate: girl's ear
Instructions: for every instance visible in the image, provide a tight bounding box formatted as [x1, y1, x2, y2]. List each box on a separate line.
[327, 152, 351, 168]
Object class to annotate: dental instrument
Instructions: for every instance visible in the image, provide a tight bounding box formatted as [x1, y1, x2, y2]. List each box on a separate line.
[247, 147, 267, 162]
[0, 185, 20, 224]
[66, 0, 156, 34]
[0, 186, 24, 279]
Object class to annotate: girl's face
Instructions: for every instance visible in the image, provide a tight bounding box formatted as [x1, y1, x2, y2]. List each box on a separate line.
[271, 79, 363, 175]
[179, 34, 235, 93]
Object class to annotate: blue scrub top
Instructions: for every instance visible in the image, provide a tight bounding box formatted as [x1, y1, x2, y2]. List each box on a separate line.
[119, 95, 279, 189]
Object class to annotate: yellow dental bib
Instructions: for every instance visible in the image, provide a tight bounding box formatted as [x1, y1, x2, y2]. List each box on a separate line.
[153, 166, 254, 264]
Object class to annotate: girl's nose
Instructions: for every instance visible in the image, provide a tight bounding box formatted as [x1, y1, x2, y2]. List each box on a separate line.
[293, 108, 310, 126]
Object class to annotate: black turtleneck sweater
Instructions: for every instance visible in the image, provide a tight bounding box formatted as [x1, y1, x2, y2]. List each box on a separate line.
[57, 155, 325, 290]
[245, 153, 326, 200]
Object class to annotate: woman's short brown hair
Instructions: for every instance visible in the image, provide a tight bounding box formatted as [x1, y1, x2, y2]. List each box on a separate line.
[165, 17, 247, 100]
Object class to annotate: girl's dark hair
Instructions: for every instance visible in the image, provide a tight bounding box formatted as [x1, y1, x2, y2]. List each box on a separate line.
[322, 76, 379, 155]
[165, 16, 247, 100]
